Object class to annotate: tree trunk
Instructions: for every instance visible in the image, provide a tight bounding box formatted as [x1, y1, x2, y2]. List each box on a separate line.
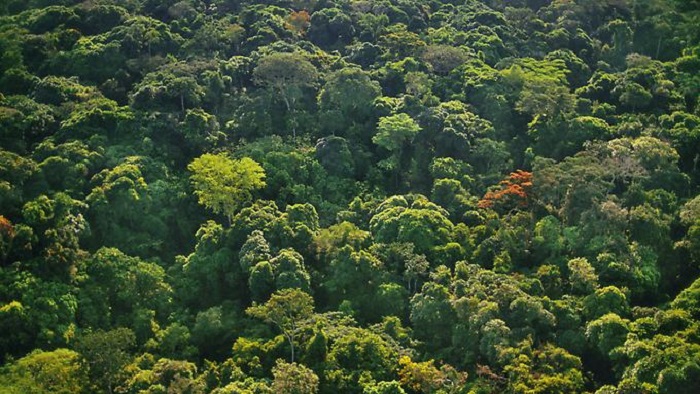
[285, 332, 295, 362]
[281, 94, 296, 139]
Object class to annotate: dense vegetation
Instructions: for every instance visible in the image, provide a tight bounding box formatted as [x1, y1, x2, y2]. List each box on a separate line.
[1, 0, 700, 393]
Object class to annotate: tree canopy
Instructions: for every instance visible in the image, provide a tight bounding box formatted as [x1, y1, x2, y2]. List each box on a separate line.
[1, 0, 700, 393]
[188, 153, 266, 223]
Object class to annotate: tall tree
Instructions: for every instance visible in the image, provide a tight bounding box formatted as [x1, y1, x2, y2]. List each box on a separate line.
[253, 52, 318, 138]
[188, 153, 265, 224]
[74, 328, 135, 394]
[246, 288, 314, 362]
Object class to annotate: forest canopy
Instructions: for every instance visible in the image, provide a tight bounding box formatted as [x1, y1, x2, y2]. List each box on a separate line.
[1, 0, 700, 393]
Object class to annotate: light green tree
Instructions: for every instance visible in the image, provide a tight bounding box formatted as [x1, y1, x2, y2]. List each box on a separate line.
[272, 360, 320, 394]
[246, 288, 314, 362]
[0, 348, 87, 394]
[373, 113, 421, 155]
[373, 113, 421, 189]
[188, 153, 265, 224]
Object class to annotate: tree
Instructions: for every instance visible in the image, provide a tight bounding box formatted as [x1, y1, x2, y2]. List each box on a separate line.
[269, 248, 312, 294]
[427, 101, 495, 160]
[318, 68, 381, 139]
[679, 195, 700, 266]
[188, 153, 266, 224]
[507, 296, 556, 335]
[33, 139, 102, 196]
[0, 270, 79, 358]
[314, 136, 355, 177]
[74, 328, 136, 394]
[253, 52, 318, 138]
[118, 356, 205, 393]
[86, 159, 165, 257]
[130, 63, 207, 115]
[179, 108, 225, 154]
[671, 276, 700, 319]
[0, 149, 39, 214]
[568, 257, 599, 295]
[374, 112, 422, 150]
[398, 355, 467, 393]
[379, 24, 426, 60]
[528, 115, 612, 159]
[77, 247, 172, 337]
[324, 247, 387, 322]
[21, 192, 88, 277]
[0, 215, 16, 264]
[285, 10, 311, 37]
[239, 230, 272, 273]
[308, 7, 355, 48]
[500, 58, 575, 119]
[421, 45, 469, 75]
[326, 328, 399, 393]
[0, 348, 87, 394]
[585, 313, 631, 360]
[147, 322, 197, 360]
[313, 221, 370, 262]
[498, 340, 585, 394]
[249, 260, 276, 302]
[478, 170, 533, 212]
[246, 288, 314, 362]
[410, 281, 455, 353]
[363, 381, 407, 394]
[370, 195, 454, 257]
[613, 325, 700, 394]
[272, 360, 319, 394]
[584, 286, 630, 320]
[319, 68, 381, 118]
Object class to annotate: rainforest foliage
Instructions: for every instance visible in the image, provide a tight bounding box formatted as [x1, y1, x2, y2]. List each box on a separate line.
[1, 0, 700, 393]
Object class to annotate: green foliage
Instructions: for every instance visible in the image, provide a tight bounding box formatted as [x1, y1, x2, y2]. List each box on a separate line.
[176, 220, 242, 309]
[318, 68, 381, 133]
[74, 327, 136, 394]
[584, 286, 631, 321]
[370, 195, 454, 257]
[679, 195, 700, 265]
[0, 348, 87, 394]
[86, 158, 167, 256]
[246, 288, 315, 362]
[409, 281, 455, 354]
[325, 247, 388, 323]
[671, 277, 700, 319]
[568, 257, 599, 295]
[271, 359, 319, 394]
[495, 339, 585, 394]
[501, 58, 575, 118]
[77, 247, 172, 336]
[326, 328, 399, 393]
[373, 114, 421, 154]
[253, 52, 318, 137]
[188, 153, 266, 223]
[1, 0, 700, 392]
[586, 313, 631, 359]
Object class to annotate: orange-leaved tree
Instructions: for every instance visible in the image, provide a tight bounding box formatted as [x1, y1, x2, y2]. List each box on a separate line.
[478, 170, 533, 211]
[286, 10, 311, 36]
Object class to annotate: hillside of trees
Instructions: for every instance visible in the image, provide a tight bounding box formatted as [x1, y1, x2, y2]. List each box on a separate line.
[1, 0, 700, 393]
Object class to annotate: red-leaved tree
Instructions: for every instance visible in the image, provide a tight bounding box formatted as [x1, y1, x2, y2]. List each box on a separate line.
[478, 170, 533, 211]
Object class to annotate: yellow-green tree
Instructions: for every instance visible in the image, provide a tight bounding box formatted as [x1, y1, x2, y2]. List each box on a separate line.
[246, 288, 314, 363]
[0, 348, 87, 394]
[188, 153, 265, 224]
